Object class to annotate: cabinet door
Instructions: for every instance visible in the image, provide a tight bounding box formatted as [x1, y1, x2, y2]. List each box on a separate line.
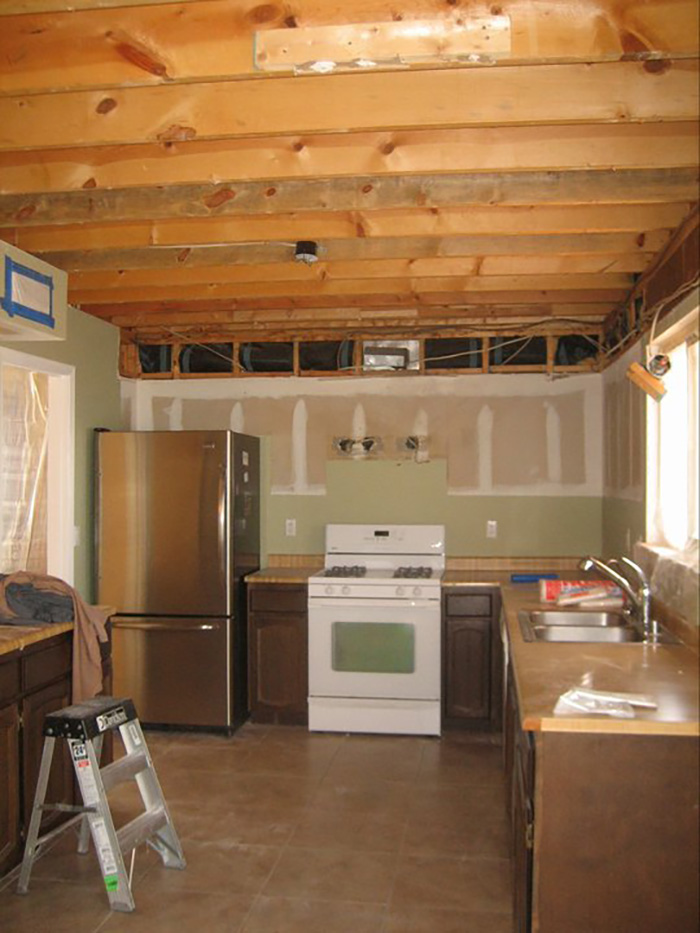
[444, 616, 491, 722]
[0, 704, 21, 876]
[249, 612, 308, 724]
[512, 752, 534, 933]
[22, 678, 74, 832]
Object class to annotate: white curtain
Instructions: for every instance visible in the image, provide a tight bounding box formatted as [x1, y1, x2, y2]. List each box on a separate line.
[0, 365, 49, 573]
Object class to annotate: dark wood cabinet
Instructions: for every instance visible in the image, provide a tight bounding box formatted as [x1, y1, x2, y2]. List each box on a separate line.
[442, 587, 502, 730]
[22, 677, 74, 833]
[0, 632, 75, 878]
[505, 664, 534, 933]
[0, 702, 21, 875]
[248, 583, 308, 725]
[503, 652, 699, 933]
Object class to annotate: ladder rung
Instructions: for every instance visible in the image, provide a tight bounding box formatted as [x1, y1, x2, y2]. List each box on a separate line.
[39, 803, 96, 814]
[117, 807, 167, 855]
[31, 812, 86, 852]
[100, 750, 149, 792]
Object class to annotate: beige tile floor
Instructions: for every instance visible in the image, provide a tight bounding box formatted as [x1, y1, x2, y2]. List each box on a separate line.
[0, 724, 513, 933]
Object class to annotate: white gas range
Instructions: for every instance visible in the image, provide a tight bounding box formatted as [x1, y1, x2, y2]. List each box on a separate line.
[307, 524, 445, 736]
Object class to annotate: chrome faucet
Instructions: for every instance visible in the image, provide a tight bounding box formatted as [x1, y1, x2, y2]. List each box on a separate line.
[578, 555, 657, 642]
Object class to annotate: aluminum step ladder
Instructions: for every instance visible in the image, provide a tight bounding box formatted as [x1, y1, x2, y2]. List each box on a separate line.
[17, 696, 186, 912]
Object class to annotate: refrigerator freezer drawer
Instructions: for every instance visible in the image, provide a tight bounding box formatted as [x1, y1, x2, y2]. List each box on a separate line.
[111, 616, 230, 728]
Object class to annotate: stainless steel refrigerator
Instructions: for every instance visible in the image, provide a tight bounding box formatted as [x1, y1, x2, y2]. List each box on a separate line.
[95, 430, 260, 731]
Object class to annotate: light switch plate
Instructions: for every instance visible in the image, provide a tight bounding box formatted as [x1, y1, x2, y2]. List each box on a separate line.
[486, 520, 498, 538]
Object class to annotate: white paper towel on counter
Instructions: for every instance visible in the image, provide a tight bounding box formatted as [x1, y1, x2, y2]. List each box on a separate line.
[554, 687, 657, 719]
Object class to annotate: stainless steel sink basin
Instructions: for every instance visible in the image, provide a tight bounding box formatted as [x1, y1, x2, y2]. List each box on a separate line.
[528, 624, 643, 643]
[527, 610, 627, 628]
[517, 610, 678, 644]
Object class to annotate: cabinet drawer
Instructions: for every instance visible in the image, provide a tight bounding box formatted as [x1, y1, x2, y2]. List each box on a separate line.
[250, 587, 307, 613]
[0, 657, 21, 705]
[445, 593, 492, 617]
[22, 639, 72, 693]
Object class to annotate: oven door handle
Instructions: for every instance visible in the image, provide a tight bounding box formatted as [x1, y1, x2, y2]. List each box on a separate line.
[308, 597, 439, 611]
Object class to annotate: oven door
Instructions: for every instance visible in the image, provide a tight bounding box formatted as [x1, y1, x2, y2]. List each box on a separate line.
[308, 597, 440, 700]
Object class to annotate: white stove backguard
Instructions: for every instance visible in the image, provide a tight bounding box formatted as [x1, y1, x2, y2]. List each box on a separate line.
[324, 524, 446, 566]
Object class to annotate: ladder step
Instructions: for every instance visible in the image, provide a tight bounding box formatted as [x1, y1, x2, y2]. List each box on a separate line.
[100, 750, 149, 792]
[117, 807, 167, 855]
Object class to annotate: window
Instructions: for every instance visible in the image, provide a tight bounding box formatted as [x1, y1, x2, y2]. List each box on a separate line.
[0, 348, 74, 583]
[646, 300, 699, 553]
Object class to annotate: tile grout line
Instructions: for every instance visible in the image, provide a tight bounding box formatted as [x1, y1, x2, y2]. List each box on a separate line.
[376, 737, 428, 933]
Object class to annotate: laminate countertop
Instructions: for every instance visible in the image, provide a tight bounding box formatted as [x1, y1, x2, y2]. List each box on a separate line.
[0, 605, 114, 659]
[500, 580, 699, 737]
[0, 621, 73, 657]
[247, 567, 321, 585]
[247, 566, 698, 736]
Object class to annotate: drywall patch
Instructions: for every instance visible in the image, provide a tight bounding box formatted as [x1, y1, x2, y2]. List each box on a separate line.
[230, 401, 244, 433]
[544, 402, 562, 484]
[129, 371, 603, 498]
[180, 398, 239, 429]
[291, 398, 309, 493]
[492, 398, 548, 487]
[556, 391, 587, 485]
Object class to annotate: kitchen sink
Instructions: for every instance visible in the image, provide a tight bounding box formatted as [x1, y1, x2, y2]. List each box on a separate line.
[517, 610, 678, 644]
[527, 610, 627, 628]
[526, 623, 643, 643]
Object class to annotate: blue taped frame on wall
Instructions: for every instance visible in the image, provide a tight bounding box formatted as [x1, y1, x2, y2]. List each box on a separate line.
[2, 255, 55, 330]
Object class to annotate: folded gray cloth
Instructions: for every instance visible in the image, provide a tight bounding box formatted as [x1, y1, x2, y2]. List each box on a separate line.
[3, 581, 74, 623]
[0, 613, 56, 626]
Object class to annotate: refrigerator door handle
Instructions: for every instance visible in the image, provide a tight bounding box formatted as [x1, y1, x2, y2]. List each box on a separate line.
[218, 461, 229, 609]
[112, 621, 221, 632]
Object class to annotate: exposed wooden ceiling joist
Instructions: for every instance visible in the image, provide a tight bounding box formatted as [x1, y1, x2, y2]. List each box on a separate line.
[0, 0, 697, 371]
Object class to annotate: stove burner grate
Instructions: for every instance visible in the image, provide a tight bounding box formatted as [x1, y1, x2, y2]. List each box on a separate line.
[323, 565, 367, 578]
[394, 566, 433, 579]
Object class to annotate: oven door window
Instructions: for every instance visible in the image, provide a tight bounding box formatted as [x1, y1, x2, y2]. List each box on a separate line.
[332, 621, 415, 674]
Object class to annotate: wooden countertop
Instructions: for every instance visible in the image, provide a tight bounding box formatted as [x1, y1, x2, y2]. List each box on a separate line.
[0, 621, 73, 657]
[501, 582, 699, 737]
[247, 566, 320, 585]
[248, 567, 507, 586]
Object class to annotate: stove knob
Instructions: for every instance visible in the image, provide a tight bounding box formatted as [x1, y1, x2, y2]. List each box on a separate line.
[413, 586, 422, 597]
[396, 586, 405, 597]
[342, 585, 351, 595]
[325, 585, 334, 596]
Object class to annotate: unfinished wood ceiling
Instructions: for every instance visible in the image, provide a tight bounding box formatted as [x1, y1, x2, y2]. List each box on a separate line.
[0, 0, 698, 370]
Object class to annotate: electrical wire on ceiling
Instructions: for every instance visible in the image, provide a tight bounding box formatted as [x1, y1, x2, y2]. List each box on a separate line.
[601, 274, 700, 360]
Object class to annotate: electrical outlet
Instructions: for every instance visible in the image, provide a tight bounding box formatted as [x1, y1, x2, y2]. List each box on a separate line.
[285, 518, 296, 537]
[486, 520, 498, 539]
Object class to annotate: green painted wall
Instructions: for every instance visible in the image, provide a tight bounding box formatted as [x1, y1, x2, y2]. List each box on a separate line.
[1, 306, 122, 598]
[266, 459, 603, 558]
[602, 495, 646, 560]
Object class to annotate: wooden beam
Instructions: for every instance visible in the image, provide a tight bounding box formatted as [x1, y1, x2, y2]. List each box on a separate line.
[0, 0, 696, 93]
[82, 293, 619, 321]
[4, 202, 691, 253]
[69, 273, 633, 304]
[1, 123, 695, 195]
[105, 304, 611, 329]
[0, 61, 696, 151]
[68, 255, 649, 293]
[2, 168, 696, 227]
[39, 232, 670, 272]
